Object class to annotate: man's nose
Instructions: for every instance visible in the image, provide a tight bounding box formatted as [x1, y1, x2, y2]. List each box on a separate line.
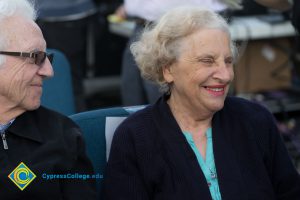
[38, 58, 54, 78]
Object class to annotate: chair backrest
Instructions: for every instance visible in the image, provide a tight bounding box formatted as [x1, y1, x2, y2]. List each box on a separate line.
[69, 105, 146, 198]
[41, 48, 75, 115]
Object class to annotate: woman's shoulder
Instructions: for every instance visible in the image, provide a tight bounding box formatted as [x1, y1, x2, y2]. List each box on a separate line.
[117, 104, 156, 131]
[225, 96, 270, 112]
[223, 96, 273, 122]
[222, 97, 278, 146]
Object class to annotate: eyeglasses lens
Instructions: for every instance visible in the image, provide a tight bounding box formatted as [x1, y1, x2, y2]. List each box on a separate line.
[34, 51, 53, 65]
[47, 53, 54, 64]
[35, 52, 45, 65]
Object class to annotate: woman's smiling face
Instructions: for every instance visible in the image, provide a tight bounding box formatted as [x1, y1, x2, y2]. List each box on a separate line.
[163, 28, 234, 114]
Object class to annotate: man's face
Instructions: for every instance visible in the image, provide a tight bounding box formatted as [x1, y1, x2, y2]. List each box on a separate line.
[0, 16, 54, 112]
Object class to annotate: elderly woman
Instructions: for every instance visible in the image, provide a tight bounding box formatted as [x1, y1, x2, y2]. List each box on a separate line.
[103, 6, 300, 200]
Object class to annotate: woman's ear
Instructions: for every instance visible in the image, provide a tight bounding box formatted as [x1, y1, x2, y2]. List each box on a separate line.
[162, 65, 174, 83]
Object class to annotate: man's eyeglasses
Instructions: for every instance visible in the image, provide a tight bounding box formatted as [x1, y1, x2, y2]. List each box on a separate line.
[0, 51, 54, 65]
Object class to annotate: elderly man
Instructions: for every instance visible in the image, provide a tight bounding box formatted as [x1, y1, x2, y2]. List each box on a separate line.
[0, 0, 96, 199]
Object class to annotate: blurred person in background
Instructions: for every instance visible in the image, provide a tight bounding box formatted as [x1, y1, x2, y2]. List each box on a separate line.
[104, 6, 300, 199]
[255, 0, 300, 89]
[254, 0, 292, 12]
[36, 0, 97, 112]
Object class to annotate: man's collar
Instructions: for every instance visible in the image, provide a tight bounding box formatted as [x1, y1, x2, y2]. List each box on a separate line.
[7, 111, 43, 143]
[0, 119, 15, 134]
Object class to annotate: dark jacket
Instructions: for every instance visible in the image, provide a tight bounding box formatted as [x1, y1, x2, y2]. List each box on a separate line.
[104, 95, 300, 200]
[0, 106, 96, 200]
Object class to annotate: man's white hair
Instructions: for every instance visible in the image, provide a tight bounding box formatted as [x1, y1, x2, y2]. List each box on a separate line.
[0, 0, 37, 65]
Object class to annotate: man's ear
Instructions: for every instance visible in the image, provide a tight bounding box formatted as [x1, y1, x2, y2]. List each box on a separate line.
[162, 65, 174, 83]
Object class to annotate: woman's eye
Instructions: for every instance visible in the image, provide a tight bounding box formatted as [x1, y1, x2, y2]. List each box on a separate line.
[200, 59, 214, 64]
[225, 58, 233, 64]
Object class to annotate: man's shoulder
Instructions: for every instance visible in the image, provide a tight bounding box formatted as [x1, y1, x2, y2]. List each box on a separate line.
[35, 106, 74, 123]
[28, 106, 80, 136]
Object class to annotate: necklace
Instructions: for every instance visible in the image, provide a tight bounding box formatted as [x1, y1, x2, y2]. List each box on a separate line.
[209, 168, 217, 179]
[183, 128, 222, 199]
[183, 128, 218, 184]
[206, 162, 217, 187]
[204, 128, 218, 183]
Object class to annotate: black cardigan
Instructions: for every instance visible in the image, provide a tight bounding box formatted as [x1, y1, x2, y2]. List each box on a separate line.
[103, 96, 300, 200]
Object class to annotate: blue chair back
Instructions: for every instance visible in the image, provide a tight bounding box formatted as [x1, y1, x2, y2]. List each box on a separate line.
[41, 48, 75, 115]
[69, 105, 146, 199]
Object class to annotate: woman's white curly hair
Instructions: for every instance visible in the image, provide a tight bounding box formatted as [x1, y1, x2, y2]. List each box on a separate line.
[130, 6, 237, 93]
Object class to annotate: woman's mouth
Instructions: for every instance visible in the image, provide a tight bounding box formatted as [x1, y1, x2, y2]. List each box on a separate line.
[203, 85, 226, 96]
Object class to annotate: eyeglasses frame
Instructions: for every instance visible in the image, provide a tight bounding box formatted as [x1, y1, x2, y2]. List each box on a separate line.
[0, 51, 54, 65]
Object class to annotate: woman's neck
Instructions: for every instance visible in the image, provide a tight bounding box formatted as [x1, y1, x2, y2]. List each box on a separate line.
[167, 95, 213, 137]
